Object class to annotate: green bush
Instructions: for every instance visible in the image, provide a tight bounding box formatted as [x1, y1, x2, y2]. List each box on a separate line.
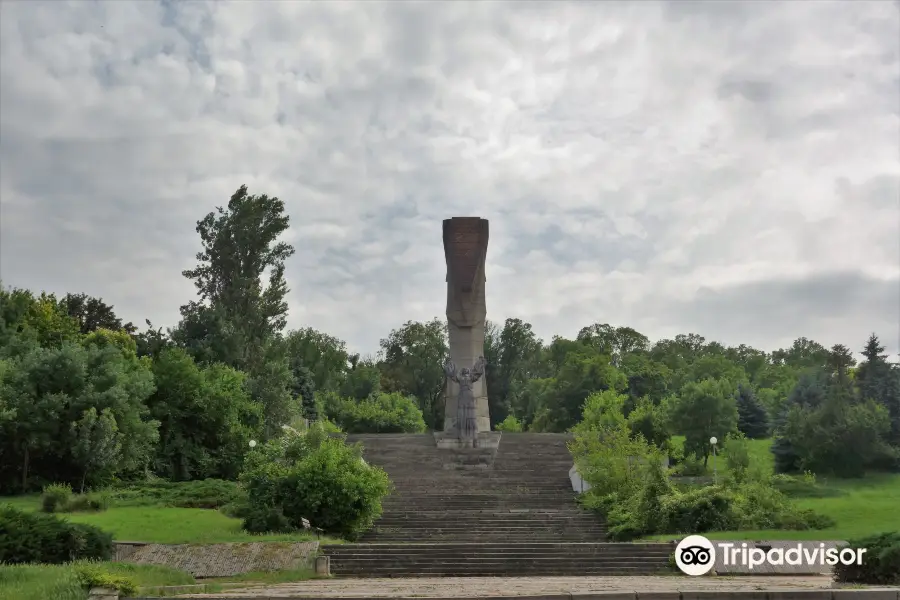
[74, 563, 138, 596]
[41, 483, 73, 513]
[495, 415, 524, 432]
[64, 491, 112, 513]
[672, 457, 707, 477]
[0, 505, 113, 564]
[833, 532, 900, 585]
[327, 392, 427, 434]
[240, 424, 392, 539]
[661, 486, 738, 533]
[110, 478, 244, 509]
[633, 457, 673, 535]
[723, 433, 751, 484]
[240, 505, 293, 534]
[598, 475, 833, 541]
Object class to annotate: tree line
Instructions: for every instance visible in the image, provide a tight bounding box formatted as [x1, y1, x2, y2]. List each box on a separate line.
[1, 185, 898, 493]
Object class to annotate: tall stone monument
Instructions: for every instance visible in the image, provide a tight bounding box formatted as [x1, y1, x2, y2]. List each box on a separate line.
[442, 217, 491, 434]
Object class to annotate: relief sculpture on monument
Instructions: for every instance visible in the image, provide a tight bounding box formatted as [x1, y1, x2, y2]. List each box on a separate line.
[443, 356, 486, 442]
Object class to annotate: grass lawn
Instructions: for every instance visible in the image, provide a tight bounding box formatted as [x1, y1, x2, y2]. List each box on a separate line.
[669, 435, 774, 477]
[646, 437, 900, 542]
[0, 562, 194, 600]
[1, 495, 341, 545]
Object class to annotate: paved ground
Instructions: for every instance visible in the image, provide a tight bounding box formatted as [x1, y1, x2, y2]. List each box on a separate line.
[181, 575, 842, 597]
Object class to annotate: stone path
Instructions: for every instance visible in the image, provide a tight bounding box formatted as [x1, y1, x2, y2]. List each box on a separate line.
[180, 575, 841, 597]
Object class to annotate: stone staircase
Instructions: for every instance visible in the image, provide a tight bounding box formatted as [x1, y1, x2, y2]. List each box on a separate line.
[320, 432, 672, 576]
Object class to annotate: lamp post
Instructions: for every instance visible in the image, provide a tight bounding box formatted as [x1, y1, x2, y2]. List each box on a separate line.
[248, 440, 257, 449]
[710, 436, 718, 485]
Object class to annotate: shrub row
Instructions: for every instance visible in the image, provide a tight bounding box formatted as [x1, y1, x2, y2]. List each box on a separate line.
[0, 505, 112, 564]
[833, 531, 900, 585]
[108, 478, 244, 509]
[41, 483, 112, 513]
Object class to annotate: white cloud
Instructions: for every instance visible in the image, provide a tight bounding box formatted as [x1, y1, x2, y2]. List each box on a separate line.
[1, 0, 898, 357]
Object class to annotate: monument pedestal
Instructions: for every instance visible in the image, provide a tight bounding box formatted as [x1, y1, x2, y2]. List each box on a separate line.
[433, 431, 501, 469]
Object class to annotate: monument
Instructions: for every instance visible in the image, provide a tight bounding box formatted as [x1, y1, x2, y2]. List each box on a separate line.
[436, 217, 500, 452]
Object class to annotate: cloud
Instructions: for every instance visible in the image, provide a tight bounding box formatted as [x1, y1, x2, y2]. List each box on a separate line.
[1, 0, 898, 357]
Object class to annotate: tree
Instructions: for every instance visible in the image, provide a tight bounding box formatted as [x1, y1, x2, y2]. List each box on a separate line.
[378, 319, 448, 430]
[0, 342, 158, 492]
[134, 319, 172, 359]
[0, 287, 80, 355]
[572, 390, 628, 434]
[626, 396, 670, 450]
[779, 398, 892, 477]
[339, 357, 382, 401]
[576, 323, 649, 363]
[326, 392, 427, 434]
[856, 334, 900, 445]
[70, 407, 122, 492]
[667, 378, 738, 465]
[552, 347, 628, 430]
[489, 318, 543, 428]
[736, 384, 769, 439]
[147, 348, 260, 481]
[244, 339, 295, 439]
[680, 355, 747, 392]
[284, 328, 351, 393]
[59, 293, 135, 334]
[647, 333, 706, 376]
[772, 337, 830, 370]
[619, 353, 671, 411]
[176, 185, 294, 370]
[175, 185, 296, 435]
[293, 365, 317, 422]
[772, 371, 828, 473]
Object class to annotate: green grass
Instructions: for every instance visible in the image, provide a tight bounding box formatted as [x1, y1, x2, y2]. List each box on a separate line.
[1, 496, 341, 544]
[0, 562, 193, 600]
[670, 435, 774, 477]
[648, 473, 900, 541]
[648, 437, 900, 542]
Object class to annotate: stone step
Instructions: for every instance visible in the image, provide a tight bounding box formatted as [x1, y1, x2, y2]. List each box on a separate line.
[384, 493, 575, 499]
[330, 568, 666, 577]
[323, 543, 669, 552]
[328, 554, 666, 562]
[330, 560, 666, 570]
[387, 491, 572, 496]
[368, 531, 609, 537]
[374, 512, 597, 518]
[385, 483, 572, 489]
[376, 515, 602, 529]
[360, 533, 606, 544]
[371, 523, 607, 530]
[362, 535, 609, 539]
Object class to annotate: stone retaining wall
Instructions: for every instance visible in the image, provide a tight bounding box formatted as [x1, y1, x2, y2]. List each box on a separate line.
[125, 590, 900, 599]
[113, 541, 318, 577]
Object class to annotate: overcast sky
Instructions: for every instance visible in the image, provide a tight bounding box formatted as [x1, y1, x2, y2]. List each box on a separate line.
[1, 0, 898, 357]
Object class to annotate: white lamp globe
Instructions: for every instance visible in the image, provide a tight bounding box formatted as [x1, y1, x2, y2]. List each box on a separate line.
[709, 436, 717, 445]
[248, 440, 257, 448]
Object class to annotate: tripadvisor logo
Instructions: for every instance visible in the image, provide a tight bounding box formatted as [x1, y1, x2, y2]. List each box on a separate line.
[675, 535, 867, 576]
[675, 535, 717, 576]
